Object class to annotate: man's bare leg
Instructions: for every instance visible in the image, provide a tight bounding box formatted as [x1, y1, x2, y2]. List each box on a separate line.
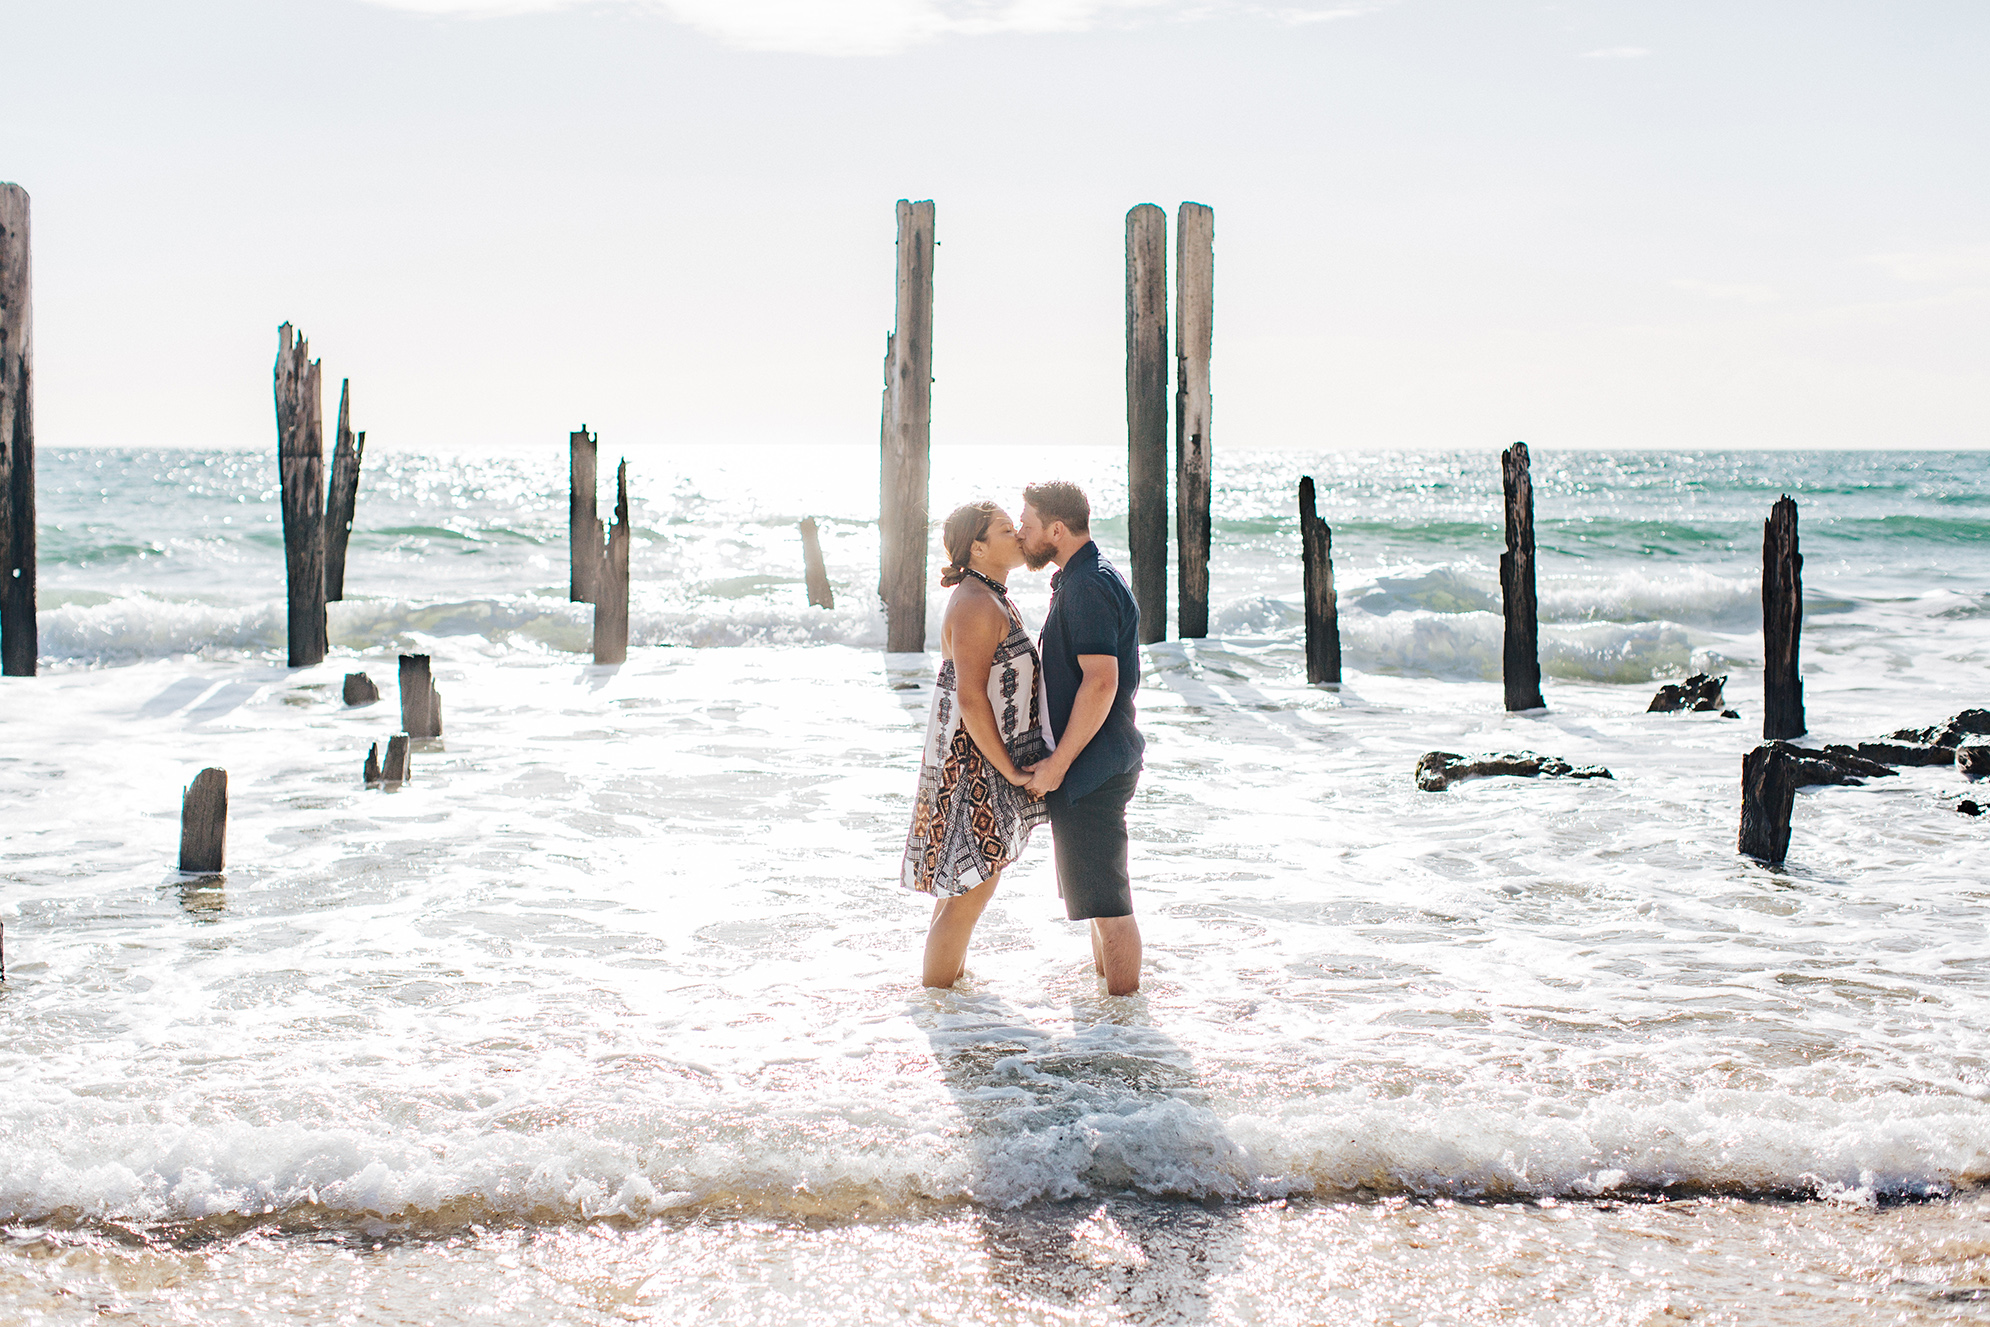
[922, 874, 999, 989]
[1090, 922, 1105, 975]
[1091, 915, 1141, 996]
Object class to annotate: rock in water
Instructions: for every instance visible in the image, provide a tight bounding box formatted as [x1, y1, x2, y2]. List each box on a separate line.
[1889, 708, 1990, 750]
[343, 672, 379, 706]
[1416, 751, 1614, 792]
[1959, 800, 1984, 817]
[1648, 673, 1726, 714]
[1827, 740, 1953, 768]
[1959, 745, 1990, 780]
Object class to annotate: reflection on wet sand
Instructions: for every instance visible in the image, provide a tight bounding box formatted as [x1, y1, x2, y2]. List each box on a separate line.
[918, 988, 1245, 1322]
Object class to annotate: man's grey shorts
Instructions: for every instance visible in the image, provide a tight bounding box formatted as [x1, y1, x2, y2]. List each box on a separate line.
[1047, 770, 1139, 920]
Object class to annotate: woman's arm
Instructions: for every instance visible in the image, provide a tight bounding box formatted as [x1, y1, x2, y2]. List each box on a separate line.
[948, 593, 1031, 786]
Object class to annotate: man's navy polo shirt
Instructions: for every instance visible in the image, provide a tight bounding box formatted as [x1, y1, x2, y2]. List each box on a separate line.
[1039, 540, 1144, 803]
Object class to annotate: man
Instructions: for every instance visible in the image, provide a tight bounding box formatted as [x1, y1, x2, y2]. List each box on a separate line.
[1016, 480, 1145, 996]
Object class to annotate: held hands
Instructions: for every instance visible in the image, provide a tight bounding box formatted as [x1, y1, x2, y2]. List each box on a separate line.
[999, 762, 1032, 788]
[1021, 760, 1067, 799]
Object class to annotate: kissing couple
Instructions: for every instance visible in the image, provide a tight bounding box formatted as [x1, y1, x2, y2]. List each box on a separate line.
[899, 481, 1146, 996]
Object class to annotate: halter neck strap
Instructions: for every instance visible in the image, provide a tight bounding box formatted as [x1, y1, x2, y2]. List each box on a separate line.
[961, 567, 1008, 597]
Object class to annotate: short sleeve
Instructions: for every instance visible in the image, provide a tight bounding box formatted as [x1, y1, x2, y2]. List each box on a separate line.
[1063, 577, 1122, 658]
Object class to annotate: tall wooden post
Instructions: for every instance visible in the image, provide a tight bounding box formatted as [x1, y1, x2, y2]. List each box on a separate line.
[399, 653, 442, 739]
[1738, 744, 1795, 864]
[879, 199, 935, 653]
[1298, 477, 1340, 686]
[0, 183, 34, 677]
[1125, 204, 1169, 644]
[274, 325, 326, 668]
[1174, 202, 1214, 640]
[799, 518, 834, 609]
[325, 379, 364, 602]
[179, 768, 228, 874]
[1500, 441, 1544, 711]
[1762, 496, 1805, 740]
[569, 426, 600, 604]
[594, 459, 630, 665]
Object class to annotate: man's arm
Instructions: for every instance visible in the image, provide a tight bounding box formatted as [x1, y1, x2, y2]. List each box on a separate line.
[1024, 654, 1116, 797]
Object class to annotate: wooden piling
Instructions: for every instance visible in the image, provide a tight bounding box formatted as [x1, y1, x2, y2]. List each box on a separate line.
[1173, 202, 1214, 640]
[1738, 743, 1795, 863]
[398, 653, 442, 738]
[1126, 204, 1169, 644]
[342, 672, 378, 705]
[800, 517, 834, 610]
[1298, 476, 1341, 686]
[363, 742, 381, 786]
[179, 768, 227, 874]
[879, 199, 935, 654]
[274, 325, 327, 668]
[1762, 495, 1805, 741]
[1500, 441, 1544, 712]
[569, 426, 601, 604]
[380, 734, 411, 784]
[0, 183, 35, 677]
[593, 460, 630, 665]
[325, 379, 364, 602]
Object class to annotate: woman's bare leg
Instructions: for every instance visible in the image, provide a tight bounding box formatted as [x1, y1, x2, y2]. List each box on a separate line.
[922, 873, 1000, 988]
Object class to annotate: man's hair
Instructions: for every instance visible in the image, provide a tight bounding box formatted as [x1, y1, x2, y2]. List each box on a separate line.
[1022, 480, 1090, 534]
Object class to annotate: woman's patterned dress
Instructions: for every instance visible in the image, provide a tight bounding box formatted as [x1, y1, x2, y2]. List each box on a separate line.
[901, 592, 1054, 898]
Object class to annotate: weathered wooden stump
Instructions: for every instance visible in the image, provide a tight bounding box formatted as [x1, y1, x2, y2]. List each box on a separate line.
[342, 672, 378, 706]
[1174, 201, 1214, 640]
[1738, 744, 1795, 863]
[380, 734, 411, 784]
[363, 742, 381, 786]
[1500, 441, 1544, 711]
[274, 324, 327, 668]
[1298, 476, 1340, 685]
[398, 653, 442, 738]
[879, 200, 935, 653]
[325, 378, 365, 602]
[1125, 203, 1169, 644]
[179, 768, 228, 873]
[569, 426, 601, 604]
[1762, 495, 1805, 740]
[799, 518, 834, 610]
[0, 183, 36, 677]
[593, 460, 631, 665]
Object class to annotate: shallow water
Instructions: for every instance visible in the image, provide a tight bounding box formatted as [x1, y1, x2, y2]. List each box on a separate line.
[4, 445, 1989, 1322]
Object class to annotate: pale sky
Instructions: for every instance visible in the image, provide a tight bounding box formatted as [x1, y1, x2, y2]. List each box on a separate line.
[6, 0, 1986, 451]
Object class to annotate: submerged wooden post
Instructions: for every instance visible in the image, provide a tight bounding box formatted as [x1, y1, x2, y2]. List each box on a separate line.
[342, 672, 378, 705]
[1738, 744, 1795, 863]
[325, 378, 365, 602]
[1174, 202, 1214, 640]
[800, 518, 834, 610]
[398, 653, 441, 738]
[1298, 477, 1341, 686]
[380, 734, 411, 784]
[593, 459, 630, 665]
[1126, 204, 1169, 644]
[274, 325, 327, 667]
[879, 199, 934, 653]
[1763, 495, 1805, 741]
[569, 426, 601, 603]
[363, 742, 381, 786]
[0, 183, 35, 677]
[179, 768, 227, 874]
[1500, 441, 1544, 711]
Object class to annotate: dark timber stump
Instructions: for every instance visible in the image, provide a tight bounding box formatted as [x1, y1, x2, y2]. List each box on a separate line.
[569, 426, 601, 604]
[799, 518, 834, 610]
[0, 183, 35, 677]
[1500, 441, 1544, 711]
[380, 734, 411, 784]
[399, 653, 442, 738]
[342, 672, 378, 705]
[1125, 203, 1169, 644]
[363, 742, 381, 786]
[1762, 495, 1805, 741]
[1298, 477, 1341, 685]
[325, 378, 364, 602]
[274, 324, 327, 667]
[594, 460, 630, 665]
[1738, 744, 1796, 864]
[1174, 201, 1214, 640]
[179, 768, 227, 874]
[879, 199, 935, 653]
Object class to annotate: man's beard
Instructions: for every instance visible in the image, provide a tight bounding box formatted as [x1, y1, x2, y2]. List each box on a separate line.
[1020, 536, 1056, 571]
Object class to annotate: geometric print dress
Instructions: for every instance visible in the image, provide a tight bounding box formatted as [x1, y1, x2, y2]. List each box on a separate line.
[901, 587, 1055, 898]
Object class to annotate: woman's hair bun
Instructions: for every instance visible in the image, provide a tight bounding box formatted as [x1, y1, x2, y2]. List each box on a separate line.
[939, 564, 966, 588]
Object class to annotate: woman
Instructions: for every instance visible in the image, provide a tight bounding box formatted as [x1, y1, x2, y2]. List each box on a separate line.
[901, 501, 1055, 988]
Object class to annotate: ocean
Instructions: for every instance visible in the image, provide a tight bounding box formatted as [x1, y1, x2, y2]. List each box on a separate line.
[3, 443, 1989, 1324]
